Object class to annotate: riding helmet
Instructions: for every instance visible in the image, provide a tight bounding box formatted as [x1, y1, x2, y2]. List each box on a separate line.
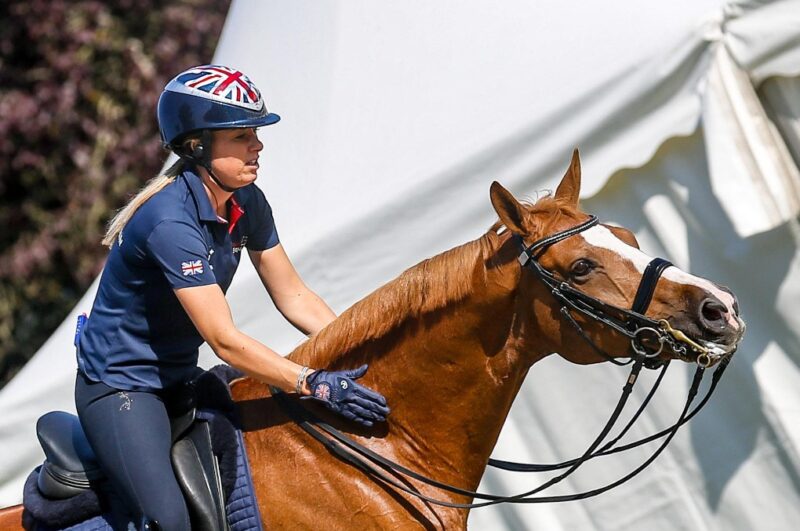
[157, 64, 280, 149]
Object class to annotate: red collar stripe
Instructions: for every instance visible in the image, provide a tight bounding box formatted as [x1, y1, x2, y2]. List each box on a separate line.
[228, 196, 244, 234]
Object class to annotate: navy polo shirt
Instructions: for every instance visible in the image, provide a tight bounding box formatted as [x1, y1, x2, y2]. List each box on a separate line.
[78, 169, 279, 391]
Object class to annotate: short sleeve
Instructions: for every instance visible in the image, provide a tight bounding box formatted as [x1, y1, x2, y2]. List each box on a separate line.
[245, 187, 280, 251]
[146, 219, 217, 288]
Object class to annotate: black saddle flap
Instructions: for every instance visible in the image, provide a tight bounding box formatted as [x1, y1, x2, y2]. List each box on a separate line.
[172, 420, 228, 531]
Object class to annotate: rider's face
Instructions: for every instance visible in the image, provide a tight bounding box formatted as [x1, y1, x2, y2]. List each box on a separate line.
[209, 128, 264, 187]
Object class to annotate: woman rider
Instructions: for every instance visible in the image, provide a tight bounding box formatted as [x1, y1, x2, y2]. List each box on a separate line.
[74, 64, 390, 530]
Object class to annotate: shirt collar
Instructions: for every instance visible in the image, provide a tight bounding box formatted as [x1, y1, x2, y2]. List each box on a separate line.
[182, 169, 218, 223]
[182, 169, 246, 233]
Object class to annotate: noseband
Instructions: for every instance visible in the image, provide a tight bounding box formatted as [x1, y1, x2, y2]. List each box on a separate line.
[513, 215, 722, 368]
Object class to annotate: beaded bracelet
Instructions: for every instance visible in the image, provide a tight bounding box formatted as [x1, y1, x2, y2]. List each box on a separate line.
[295, 366, 310, 395]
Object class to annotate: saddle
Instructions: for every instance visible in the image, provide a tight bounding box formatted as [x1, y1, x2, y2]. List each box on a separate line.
[34, 409, 228, 531]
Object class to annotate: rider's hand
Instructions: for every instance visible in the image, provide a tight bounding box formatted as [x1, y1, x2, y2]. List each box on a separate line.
[303, 365, 390, 427]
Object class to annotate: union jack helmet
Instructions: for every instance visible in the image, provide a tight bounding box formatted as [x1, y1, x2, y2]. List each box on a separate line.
[157, 64, 280, 147]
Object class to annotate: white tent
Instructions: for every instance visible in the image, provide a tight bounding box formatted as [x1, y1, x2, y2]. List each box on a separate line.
[2, 0, 800, 528]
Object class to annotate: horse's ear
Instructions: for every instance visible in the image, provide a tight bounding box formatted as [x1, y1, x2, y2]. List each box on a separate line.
[554, 148, 581, 206]
[490, 181, 528, 235]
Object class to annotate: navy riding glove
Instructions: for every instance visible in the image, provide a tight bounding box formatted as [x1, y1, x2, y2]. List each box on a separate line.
[304, 365, 390, 427]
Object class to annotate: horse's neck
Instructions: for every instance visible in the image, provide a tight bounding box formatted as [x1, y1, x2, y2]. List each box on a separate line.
[358, 234, 536, 494]
[377, 305, 526, 491]
[286, 231, 542, 496]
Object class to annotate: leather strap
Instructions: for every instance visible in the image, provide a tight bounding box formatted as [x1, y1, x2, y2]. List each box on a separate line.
[631, 257, 673, 315]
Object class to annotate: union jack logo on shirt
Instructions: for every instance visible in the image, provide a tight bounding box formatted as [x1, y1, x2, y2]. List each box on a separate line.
[171, 65, 264, 111]
[181, 260, 204, 276]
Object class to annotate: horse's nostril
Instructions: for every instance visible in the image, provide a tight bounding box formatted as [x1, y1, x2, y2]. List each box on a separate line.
[702, 301, 725, 321]
[699, 298, 728, 333]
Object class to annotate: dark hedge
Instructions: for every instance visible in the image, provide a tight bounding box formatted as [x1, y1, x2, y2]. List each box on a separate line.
[0, 0, 232, 386]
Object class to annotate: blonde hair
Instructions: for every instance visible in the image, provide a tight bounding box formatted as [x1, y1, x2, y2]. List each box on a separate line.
[103, 137, 204, 248]
[102, 158, 183, 248]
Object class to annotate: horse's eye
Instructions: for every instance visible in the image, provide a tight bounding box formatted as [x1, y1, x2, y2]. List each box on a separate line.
[570, 259, 595, 278]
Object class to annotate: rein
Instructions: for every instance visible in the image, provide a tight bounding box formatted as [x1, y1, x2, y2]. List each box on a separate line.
[271, 361, 722, 508]
[271, 216, 731, 508]
[487, 216, 726, 474]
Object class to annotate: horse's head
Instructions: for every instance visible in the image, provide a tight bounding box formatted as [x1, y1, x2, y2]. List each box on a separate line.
[490, 150, 745, 366]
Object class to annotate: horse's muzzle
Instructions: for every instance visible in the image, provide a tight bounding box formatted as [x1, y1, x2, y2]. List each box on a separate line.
[695, 293, 745, 362]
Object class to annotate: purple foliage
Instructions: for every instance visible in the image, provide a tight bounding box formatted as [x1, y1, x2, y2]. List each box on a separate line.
[0, 0, 233, 385]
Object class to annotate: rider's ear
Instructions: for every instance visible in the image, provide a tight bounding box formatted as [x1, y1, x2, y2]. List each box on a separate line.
[490, 181, 529, 235]
[554, 148, 581, 207]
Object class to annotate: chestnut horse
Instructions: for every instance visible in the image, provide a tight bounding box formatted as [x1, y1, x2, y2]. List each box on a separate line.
[0, 152, 744, 529]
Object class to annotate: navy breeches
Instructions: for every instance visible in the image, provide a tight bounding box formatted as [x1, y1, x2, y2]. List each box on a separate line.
[74, 372, 191, 531]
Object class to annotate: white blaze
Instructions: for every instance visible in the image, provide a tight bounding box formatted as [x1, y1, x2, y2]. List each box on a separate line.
[580, 225, 740, 330]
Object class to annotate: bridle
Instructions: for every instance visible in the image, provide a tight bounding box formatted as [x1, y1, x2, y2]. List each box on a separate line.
[271, 215, 733, 509]
[512, 214, 726, 369]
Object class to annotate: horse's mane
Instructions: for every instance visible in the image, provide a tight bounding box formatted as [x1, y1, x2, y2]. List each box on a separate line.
[288, 195, 574, 368]
[287, 232, 497, 368]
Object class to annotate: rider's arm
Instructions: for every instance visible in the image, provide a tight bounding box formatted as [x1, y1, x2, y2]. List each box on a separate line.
[247, 244, 336, 336]
[174, 283, 389, 426]
[174, 283, 309, 394]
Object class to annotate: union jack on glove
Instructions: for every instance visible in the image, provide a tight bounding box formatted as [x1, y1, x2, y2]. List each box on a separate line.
[304, 365, 390, 427]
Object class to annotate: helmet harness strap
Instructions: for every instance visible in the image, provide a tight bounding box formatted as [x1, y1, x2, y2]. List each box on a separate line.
[175, 130, 239, 194]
